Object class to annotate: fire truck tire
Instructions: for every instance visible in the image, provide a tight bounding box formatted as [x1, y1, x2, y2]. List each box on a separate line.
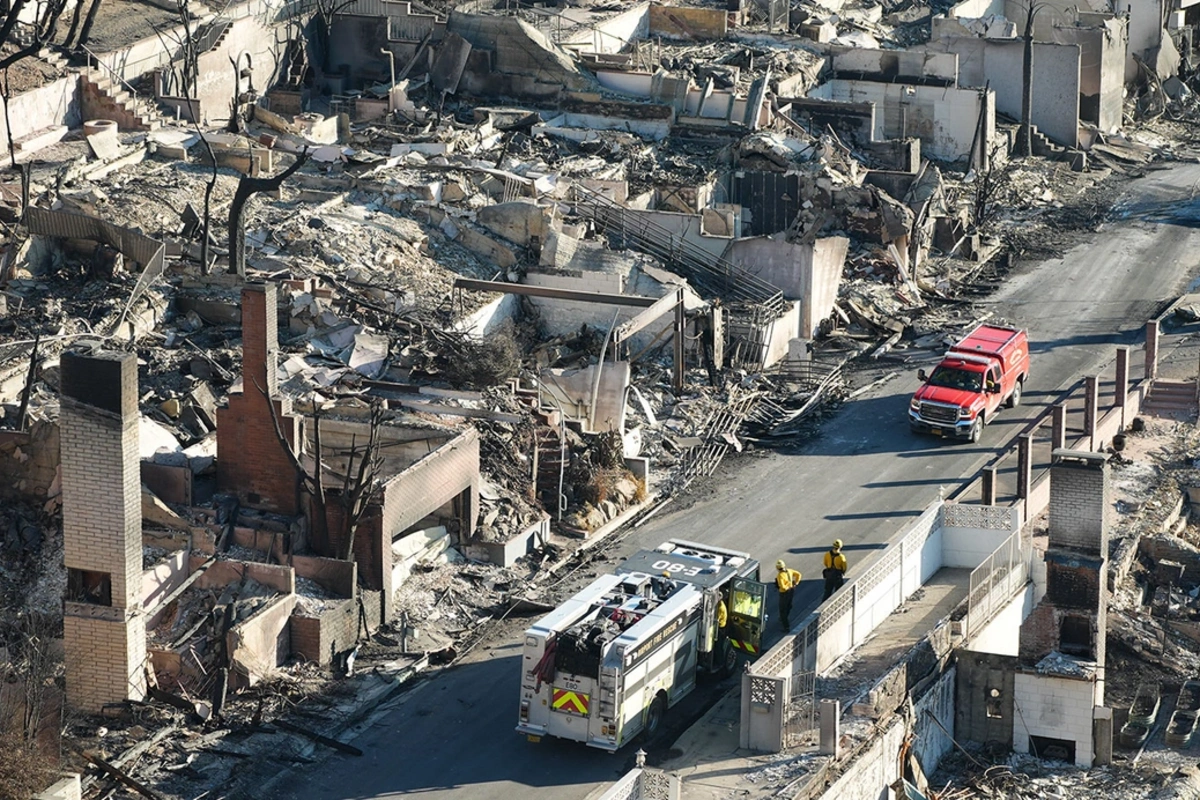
[719, 639, 738, 679]
[645, 693, 668, 741]
[969, 417, 984, 444]
[1007, 378, 1023, 408]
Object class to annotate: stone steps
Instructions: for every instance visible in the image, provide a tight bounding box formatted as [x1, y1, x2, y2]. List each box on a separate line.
[37, 46, 70, 72]
[1143, 379, 1197, 413]
[82, 71, 163, 132]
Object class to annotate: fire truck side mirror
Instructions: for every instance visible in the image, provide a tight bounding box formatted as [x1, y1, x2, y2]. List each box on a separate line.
[917, 369, 927, 382]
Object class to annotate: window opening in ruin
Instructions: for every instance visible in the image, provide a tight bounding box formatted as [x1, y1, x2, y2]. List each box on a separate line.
[1028, 734, 1075, 764]
[67, 568, 112, 606]
[986, 688, 1003, 719]
[1060, 615, 1093, 657]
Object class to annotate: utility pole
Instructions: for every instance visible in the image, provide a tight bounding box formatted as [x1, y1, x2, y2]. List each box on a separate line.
[1020, 2, 1035, 158]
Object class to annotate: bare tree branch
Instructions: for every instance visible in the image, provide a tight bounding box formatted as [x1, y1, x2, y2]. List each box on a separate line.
[227, 149, 308, 275]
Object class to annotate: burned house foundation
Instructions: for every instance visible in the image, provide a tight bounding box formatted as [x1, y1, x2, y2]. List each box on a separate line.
[0, 0, 1195, 794]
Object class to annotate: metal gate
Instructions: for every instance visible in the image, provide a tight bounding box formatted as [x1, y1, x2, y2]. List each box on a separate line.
[783, 669, 817, 748]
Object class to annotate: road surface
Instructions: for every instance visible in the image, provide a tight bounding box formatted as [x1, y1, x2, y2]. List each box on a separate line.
[276, 162, 1200, 800]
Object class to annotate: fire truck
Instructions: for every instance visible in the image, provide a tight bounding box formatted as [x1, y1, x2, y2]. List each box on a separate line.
[516, 540, 767, 751]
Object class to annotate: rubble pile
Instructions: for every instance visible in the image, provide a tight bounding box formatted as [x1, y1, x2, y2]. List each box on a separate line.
[930, 751, 1173, 799]
[0, 0, 1195, 792]
[0, 500, 63, 634]
[393, 560, 534, 648]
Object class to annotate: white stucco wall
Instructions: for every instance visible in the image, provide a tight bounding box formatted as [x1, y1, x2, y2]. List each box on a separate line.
[0, 75, 79, 147]
[811, 79, 992, 163]
[725, 236, 848, 338]
[926, 37, 1080, 148]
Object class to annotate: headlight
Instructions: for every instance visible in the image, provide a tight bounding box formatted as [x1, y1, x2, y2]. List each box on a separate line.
[910, 398, 920, 411]
[958, 407, 972, 418]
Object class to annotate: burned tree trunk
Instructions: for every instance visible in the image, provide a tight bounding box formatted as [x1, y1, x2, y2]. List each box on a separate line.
[337, 401, 384, 561]
[227, 151, 308, 276]
[75, 0, 104, 50]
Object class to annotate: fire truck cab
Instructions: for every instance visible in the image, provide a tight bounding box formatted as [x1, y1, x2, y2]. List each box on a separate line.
[517, 540, 767, 751]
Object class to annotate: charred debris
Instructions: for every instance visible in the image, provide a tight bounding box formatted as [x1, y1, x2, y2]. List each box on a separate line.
[0, 0, 1197, 795]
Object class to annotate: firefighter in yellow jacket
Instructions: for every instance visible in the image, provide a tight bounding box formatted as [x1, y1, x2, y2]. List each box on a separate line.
[775, 560, 802, 631]
[823, 540, 848, 600]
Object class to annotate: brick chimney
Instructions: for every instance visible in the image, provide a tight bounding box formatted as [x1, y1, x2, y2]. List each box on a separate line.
[1019, 450, 1109, 669]
[60, 349, 147, 711]
[216, 283, 301, 514]
[1048, 449, 1109, 556]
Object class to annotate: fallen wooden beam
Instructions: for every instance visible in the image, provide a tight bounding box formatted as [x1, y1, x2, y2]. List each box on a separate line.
[454, 277, 658, 307]
[273, 719, 364, 756]
[84, 753, 164, 800]
[147, 685, 213, 722]
[81, 725, 178, 792]
[144, 556, 216, 621]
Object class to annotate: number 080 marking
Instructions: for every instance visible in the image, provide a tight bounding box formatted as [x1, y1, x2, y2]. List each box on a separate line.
[652, 559, 703, 577]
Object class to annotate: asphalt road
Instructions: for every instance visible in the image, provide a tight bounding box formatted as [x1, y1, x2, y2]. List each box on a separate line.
[275, 162, 1200, 800]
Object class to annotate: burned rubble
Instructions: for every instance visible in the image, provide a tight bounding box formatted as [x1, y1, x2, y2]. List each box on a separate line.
[0, 0, 1195, 795]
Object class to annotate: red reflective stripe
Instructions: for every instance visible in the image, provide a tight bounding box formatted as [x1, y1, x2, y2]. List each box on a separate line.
[552, 688, 590, 715]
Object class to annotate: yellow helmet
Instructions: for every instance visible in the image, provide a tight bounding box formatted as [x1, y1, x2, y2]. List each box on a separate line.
[832, 539, 843, 549]
[775, 559, 786, 571]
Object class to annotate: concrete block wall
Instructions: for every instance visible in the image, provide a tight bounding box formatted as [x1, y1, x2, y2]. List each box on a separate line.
[969, 583, 1035, 656]
[1012, 671, 1098, 766]
[956, 650, 1017, 747]
[189, 555, 296, 594]
[217, 283, 302, 514]
[1048, 458, 1109, 554]
[192, 16, 284, 124]
[812, 79, 992, 166]
[941, 513, 1015, 568]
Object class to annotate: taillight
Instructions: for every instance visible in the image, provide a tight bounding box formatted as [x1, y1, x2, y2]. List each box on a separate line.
[520, 700, 530, 722]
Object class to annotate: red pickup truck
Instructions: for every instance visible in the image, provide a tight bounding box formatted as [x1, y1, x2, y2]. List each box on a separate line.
[908, 324, 1030, 443]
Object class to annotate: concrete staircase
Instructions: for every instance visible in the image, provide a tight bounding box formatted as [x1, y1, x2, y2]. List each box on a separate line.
[80, 70, 162, 131]
[37, 46, 70, 72]
[1027, 124, 1066, 159]
[1142, 379, 1198, 417]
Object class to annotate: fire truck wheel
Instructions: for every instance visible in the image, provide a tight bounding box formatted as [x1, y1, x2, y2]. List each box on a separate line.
[719, 639, 738, 679]
[645, 694, 667, 741]
[969, 417, 984, 444]
[1007, 378, 1023, 408]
